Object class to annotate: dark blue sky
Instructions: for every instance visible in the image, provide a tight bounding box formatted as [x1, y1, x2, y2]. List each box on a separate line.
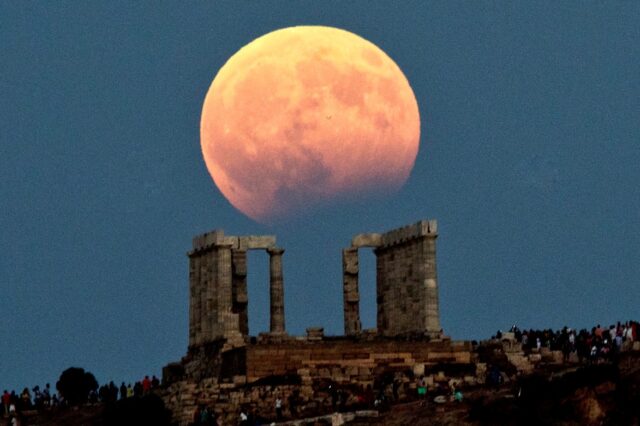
[2, 2, 639, 392]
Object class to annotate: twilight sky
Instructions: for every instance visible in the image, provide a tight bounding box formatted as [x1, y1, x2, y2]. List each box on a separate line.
[1, 2, 639, 392]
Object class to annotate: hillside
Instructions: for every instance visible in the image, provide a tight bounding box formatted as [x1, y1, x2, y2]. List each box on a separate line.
[5, 351, 638, 426]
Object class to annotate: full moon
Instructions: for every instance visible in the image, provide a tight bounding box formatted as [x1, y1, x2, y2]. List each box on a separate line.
[201, 26, 420, 222]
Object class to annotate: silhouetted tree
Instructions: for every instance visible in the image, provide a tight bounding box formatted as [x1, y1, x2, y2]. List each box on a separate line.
[103, 393, 171, 425]
[56, 367, 98, 405]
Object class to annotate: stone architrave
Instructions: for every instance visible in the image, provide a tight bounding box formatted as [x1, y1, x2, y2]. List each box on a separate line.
[267, 247, 286, 334]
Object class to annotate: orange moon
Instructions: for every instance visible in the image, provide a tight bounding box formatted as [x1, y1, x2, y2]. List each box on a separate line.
[201, 26, 420, 222]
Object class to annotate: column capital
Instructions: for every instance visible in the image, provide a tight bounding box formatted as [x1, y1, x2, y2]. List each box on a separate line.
[267, 247, 285, 256]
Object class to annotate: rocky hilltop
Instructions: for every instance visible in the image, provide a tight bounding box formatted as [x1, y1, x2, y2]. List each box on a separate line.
[5, 345, 639, 426]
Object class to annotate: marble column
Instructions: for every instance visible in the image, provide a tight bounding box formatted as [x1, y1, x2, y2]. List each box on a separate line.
[232, 248, 249, 336]
[215, 243, 237, 338]
[342, 248, 361, 335]
[188, 253, 200, 347]
[267, 247, 285, 334]
[423, 234, 441, 337]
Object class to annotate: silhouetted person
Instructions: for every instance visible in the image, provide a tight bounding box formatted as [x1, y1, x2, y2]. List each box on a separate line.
[288, 390, 299, 417]
[329, 385, 338, 411]
[3, 390, 11, 415]
[192, 405, 202, 426]
[133, 382, 143, 397]
[275, 396, 283, 421]
[142, 376, 151, 394]
[42, 383, 51, 406]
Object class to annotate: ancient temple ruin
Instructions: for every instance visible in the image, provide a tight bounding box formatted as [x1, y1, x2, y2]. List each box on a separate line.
[187, 231, 285, 348]
[186, 220, 441, 347]
[161, 219, 637, 426]
[163, 220, 466, 426]
[343, 219, 441, 338]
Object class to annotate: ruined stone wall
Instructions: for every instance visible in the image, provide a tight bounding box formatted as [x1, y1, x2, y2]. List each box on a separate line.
[188, 230, 278, 348]
[342, 248, 361, 335]
[171, 222, 451, 425]
[375, 220, 440, 337]
[245, 339, 472, 383]
[189, 244, 220, 346]
[163, 338, 473, 426]
[343, 220, 441, 337]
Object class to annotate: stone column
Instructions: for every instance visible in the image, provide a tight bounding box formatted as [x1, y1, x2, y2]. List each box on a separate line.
[232, 249, 249, 336]
[267, 247, 286, 334]
[188, 254, 199, 347]
[423, 233, 441, 337]
[201, 249, 215, 343]
[342, 248, 361, 335]
[215, 243, 239, 339]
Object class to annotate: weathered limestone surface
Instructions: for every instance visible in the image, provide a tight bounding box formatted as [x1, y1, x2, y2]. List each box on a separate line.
[342, 248, 361, 336]
[343, 220, 441, 337]
[173, 220, 449, 425]
[244, 339, 472, 383]
[239, 235, 276, 250]
[162, 338, 474, 426]
[231, 249, 248, 336]
[191, 220, 442, 345]
[188, 230, 281, 348]
[268, 247, 286, 334]
[351, 233, 382, 248]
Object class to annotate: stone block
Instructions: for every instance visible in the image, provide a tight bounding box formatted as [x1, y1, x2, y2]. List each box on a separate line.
[551, 350, 564, 364]
[345, 366, 359, 377]
[306, 327, 324, 340]
[192, 230, 223, 250]
[351, 233, 382, 248]
[232, 375, 246, 385]
[528, 353, 542, 363]
[342, 249, 359, 274]
[413, 363, 425, 376]
[463, 375, 476, 384]
[239, 235, 276, 249]
[318, 368, 331, 378]
[344, 292, 359, 303]
[501, 332, 515, 341]
[358, 367, 371, 376]
[454, 352, 472, 363]
[343, 352, 370, 360]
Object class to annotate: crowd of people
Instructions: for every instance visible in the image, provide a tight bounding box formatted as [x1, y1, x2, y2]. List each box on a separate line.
[494, 320, 638, 363]
[90, 375, 161, 404]
[2, 384, 56, 416]
[1, 374, 161, 424]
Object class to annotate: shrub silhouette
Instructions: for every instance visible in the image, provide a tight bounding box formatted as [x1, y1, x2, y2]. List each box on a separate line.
[56, 367, 98, 405]
[103, 394, 171, 426]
